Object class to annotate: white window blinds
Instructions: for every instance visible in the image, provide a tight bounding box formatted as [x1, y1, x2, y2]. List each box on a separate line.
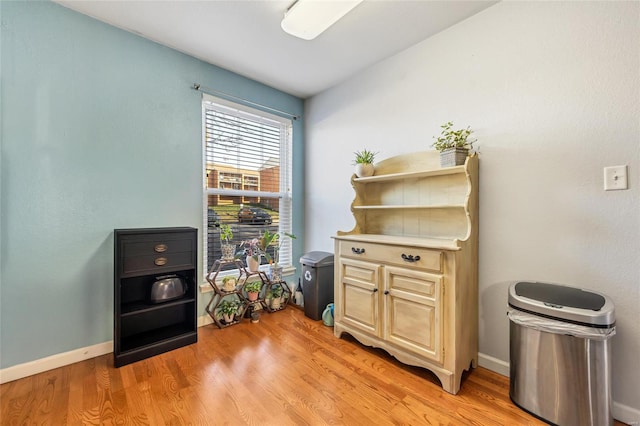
[202, 95, 293, 271]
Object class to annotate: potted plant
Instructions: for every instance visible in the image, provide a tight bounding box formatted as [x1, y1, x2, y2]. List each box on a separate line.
[269, 285, 283, 310]
[263, 231, 296, 282]
[432, 121, 476, 167]
[238, 230, 295, 274]
[221, 275, 237, 292]
[219, 224, 235, 260]
[217, 298, 241, 324]
[237, 237, 262, 272]
[244, 280, 262, 301]
[353, 149, 378, 177]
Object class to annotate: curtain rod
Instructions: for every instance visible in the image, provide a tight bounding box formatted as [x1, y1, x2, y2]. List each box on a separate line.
[192, 83, 299, 120]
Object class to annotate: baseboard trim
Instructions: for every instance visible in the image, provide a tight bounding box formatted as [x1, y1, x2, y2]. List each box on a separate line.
[0, 341, 113, 384]
[0, 316, 216, 384]
[478, 352, 510, 377]
[613, 402, 640, 425]
[198, 313, 214, 327]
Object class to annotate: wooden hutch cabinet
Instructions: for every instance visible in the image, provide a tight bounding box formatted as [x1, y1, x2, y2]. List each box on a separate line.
[333, 151, 478, 394]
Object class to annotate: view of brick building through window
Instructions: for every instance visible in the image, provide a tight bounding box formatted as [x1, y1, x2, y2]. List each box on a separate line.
[206, 162, 280, 211]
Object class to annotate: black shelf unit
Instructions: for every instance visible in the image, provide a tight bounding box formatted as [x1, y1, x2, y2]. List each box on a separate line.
[114, 227, 198, 367]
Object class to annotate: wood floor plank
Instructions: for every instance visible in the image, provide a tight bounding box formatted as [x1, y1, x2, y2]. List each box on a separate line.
[0, 308, 628, 425]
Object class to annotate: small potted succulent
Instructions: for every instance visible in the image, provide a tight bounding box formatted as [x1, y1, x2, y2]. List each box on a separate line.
[219, 224, 235, 260]
[221, 275, 237, 292]
[353, 149, 378, 177]
[244, 280, 262, 301]
[432, 121, 476, 167]
[217, 299, 241, 324]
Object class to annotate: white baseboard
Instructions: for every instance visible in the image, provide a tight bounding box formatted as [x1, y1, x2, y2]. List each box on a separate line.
[0, 341, 113, 384]
[613, 402, 640, 425]
[198, 313, 214, 327]
[0, 316, 215, 384]
[478, 352, 510, 377]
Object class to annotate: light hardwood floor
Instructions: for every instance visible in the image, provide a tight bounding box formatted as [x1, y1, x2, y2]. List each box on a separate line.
[0, 307, 625, 425]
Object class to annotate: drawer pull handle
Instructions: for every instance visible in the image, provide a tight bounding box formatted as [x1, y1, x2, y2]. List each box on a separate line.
[401, 254, 421, 262]
[352, 247, 365, 254]
[372, 288, 378, 293]
[154, 257, 168, 266]
[154, 244, 168, 253]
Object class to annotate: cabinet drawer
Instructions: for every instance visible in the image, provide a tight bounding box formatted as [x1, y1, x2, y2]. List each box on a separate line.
[122, 234, 194, 257]
[122, 252, 195, 276]
[338, 240, 442, 272]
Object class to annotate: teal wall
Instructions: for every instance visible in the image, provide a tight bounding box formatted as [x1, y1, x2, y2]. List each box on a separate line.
[0, 1, 304, 368]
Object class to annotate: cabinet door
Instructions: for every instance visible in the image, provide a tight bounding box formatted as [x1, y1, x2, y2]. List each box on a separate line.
[383, 266, 443, 363]
[336, 258, 381, 336]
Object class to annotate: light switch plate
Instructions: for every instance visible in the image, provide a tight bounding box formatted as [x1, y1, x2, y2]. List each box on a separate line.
[603, 165, 628, 191]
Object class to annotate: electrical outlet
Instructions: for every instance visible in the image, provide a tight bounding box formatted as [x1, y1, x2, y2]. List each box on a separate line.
[603, 166, 628, 191]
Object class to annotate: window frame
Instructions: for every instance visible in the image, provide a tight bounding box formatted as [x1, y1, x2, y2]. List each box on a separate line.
[201, 94, 294, 279]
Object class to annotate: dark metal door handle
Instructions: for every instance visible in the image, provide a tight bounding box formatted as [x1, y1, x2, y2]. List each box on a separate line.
[401, 254, 421, 262]
[352, 247, 365, 254]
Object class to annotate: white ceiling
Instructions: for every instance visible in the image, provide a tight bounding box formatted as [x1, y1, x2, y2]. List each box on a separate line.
[54, 0, 497, 99]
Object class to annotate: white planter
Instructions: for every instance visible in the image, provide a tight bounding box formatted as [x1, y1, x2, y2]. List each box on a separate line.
[246, 255, 261, 272]
[220, 243, 235, 260]
[222, 313, 235, 323]
[439, 148, 469, 167]
[221, 277, 237, 292]
[271, 298, 281, 310]
[355, 163, 374, 177]
[270, 265, 283, 282]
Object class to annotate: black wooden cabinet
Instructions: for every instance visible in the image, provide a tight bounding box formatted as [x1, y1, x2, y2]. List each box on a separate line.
[114, 227, 198, 367]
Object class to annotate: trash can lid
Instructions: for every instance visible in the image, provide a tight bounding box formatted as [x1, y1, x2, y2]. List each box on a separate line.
[508, 281, 615, 328]
[300, 251, 334, 267]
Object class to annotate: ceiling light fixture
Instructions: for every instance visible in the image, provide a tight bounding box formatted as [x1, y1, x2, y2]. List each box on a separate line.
[281, 0, 363, 41]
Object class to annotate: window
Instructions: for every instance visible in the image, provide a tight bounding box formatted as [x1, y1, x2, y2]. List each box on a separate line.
[202, 95, 293, 273]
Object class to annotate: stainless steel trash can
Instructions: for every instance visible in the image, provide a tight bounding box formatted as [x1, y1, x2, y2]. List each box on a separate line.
[508, 281, 615, 426]
[300, 251, 334, 320]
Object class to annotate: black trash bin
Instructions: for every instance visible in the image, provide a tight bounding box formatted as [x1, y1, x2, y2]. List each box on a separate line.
[508, 281, 616, 426]
[300, 251, 334, 320]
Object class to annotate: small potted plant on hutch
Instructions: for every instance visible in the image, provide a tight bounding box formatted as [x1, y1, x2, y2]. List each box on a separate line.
[219, 224, 235, 260]
[217, 298, 241, 324]
[432, 121, 476, 167]
[244, 279, 262, 302]
[353, 149, 378, 177]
